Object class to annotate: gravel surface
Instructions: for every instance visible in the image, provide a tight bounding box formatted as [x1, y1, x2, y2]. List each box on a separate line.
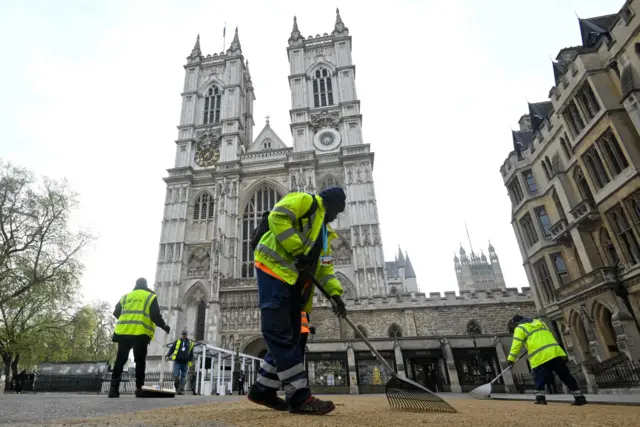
[8, 395, 639, 427]
[0, 393, 239, 427]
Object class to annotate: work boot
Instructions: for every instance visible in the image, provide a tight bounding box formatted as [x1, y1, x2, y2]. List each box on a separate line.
[534, 395, 547, 405]
[108, 379, 120, 398]
[134, 380, 144, 397]
[247, 383, 288, 411]
[571, 395, 587, 406]
[289, 396, 336, 415]
[174, 377, 180, 391]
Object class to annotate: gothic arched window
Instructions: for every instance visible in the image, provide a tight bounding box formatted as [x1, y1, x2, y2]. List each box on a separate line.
[573, 166, 594, 203]
[193, 193, 215, 220]
[203, 86, 222, 125]
[313, 67, 334, 108]
[195, 300, 206, 341]
[241, 186, 282, 278]
[388, 323, 403, 338]
[466, 320, 482, 335]
[600, 227, 619, 266]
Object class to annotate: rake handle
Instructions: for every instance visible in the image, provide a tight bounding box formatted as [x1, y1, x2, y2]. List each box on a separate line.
[489, 352, 527, 385]
[308, 274, 397, 376]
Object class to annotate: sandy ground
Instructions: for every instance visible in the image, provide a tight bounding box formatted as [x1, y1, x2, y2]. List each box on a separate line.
[37, 395, 640, 427]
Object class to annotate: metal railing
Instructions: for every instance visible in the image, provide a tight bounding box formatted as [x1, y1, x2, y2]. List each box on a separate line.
[594, 360, 640, 389]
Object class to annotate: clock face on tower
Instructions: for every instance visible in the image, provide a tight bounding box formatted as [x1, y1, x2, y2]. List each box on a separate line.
[194, 145, 220, 167]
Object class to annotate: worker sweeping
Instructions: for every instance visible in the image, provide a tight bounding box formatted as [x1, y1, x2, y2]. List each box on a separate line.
[166, 329, 194, 395]
[248, 187, 347, 415]
[109, 278, 170, 398]
[507, 315, 587, 406]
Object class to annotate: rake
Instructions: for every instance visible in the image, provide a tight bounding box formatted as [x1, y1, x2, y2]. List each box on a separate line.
[310, 276, 457, 413]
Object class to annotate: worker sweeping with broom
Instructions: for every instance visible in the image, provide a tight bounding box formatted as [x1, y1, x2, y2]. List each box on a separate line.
[507, 315, 587, 406]
[109, 278, 171, 398]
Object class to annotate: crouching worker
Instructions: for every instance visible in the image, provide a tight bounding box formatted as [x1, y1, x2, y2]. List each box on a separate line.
[110, 278, 170, 398]
[507, 315, 587, 406]
[248, 187, 347, 415]
[166, 329, 194, 395]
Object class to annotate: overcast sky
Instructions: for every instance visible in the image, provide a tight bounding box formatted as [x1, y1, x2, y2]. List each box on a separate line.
[0, 0, 621, 305]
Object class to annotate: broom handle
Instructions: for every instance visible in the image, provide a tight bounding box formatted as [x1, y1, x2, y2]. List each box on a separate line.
[309, 275, 397, 375]
[489, 352, 527, 385]
[159, 311, 172, 387]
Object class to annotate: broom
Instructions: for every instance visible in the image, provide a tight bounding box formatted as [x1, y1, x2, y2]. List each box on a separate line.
[468, 353, 526, 399]
[310, 275, 457, 413]
[138, 321, 176, 398]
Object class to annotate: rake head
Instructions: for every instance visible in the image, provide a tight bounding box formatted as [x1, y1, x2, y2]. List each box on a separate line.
[385, 375, 457, 413]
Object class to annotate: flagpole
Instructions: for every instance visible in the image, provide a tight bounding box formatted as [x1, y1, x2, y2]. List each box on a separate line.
[222, 21, 226, 52]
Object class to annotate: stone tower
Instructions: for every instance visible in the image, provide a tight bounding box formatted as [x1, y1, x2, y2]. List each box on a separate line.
[286, 10, 388, 299]
[454, 242, 506, 292]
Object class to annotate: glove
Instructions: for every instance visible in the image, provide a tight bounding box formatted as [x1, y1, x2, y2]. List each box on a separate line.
[295, 254, 315, 273]
[162, 325, 171, 334]
[507, 361, 514, 367]
[309, 326, 316, 335]
[331, 295, 346, 317]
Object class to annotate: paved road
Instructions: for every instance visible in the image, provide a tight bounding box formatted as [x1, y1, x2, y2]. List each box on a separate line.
[0, 393, 241, 426]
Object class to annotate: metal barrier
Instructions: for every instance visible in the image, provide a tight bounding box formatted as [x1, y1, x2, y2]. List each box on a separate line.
[593, 360, 640, 389]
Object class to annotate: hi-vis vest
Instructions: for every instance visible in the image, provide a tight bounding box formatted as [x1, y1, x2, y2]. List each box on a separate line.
[507, 319, 566, 369]
[114, 289, 157, 340]
[171, 339, 195, 366]
[301, 311, 310, 334]
[254, 192, 343, 314]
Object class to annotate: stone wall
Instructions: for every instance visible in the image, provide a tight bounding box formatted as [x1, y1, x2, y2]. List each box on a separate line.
[308, 287, 537, 340]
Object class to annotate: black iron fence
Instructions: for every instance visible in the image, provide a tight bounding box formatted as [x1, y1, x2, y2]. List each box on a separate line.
[4, 371, 197, 395]
[512, 369, 588, 394]
[593, 360, 640, 390]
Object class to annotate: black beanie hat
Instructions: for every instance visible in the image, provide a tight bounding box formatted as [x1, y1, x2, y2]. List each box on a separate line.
[511, 314, 525, 324]
[319, 187, 346, 212]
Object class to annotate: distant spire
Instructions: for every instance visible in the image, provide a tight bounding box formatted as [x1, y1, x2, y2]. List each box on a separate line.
[189, 34, 202, 60]
[397, 246, 406, 267]
[405, 253, 416, 279]
[465, 222, 474, 255]
[228, 26, 242, 54]
[289, 15, 303, 44]
[333, 7, 348, 34]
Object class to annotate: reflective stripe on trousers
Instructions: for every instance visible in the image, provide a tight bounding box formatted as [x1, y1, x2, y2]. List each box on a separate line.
[256, 356, 281, 389]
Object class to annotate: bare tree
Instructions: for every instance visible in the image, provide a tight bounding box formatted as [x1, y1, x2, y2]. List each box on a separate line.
[0, 161, 93, 388]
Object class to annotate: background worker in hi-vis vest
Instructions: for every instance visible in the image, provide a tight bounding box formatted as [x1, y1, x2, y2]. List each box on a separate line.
[109, 278, 170, 398]
[166, 329, 194, 395]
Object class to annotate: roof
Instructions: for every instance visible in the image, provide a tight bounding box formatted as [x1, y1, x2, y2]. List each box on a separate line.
[512, 130, 533, 155]
[405, 255, 416, 279]
[386, 261, 399, 278]
[528, 101, 553, 133]
[247, 122, 288, 152]
[552, 61, 567, 84]
[579, 14, 616, 48]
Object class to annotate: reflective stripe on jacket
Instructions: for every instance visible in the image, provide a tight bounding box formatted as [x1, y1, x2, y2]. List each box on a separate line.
[254, 192, 343, 313]
[507, 319, 566, 368]
[301, 311, 310, 334]
[114, 289, 157, 340]
[171, 339, 195, 366]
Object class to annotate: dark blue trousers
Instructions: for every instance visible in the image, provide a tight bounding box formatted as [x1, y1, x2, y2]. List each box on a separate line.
[532, 357, 582, 396]
[255, 269, 310, 407]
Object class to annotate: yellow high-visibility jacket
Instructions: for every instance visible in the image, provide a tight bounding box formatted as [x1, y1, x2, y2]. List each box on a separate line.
[254, 192, 343, 313]
[507, 318, 566, 368]
[113, 289, 157, 340]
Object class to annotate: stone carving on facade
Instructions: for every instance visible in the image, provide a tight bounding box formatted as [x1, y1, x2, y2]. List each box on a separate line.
[330, 235, 352, 266]
[362, 227, 370, 245]
[310, 111, 340, 133]
[166, 245, 173, 262]
[196, 127, 222, 147]
[347, 168, 353, 184]
[356, 166, 363, 183]
[188, 246, 211, 277]
[372, 225, 381, 244]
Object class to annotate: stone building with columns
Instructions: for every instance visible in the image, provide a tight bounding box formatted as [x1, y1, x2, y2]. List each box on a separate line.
[500, 0, 640, 386]
[147, 9, 537, 394]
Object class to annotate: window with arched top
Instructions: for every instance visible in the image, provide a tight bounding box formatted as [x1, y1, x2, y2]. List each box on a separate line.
[313, 67, 334, 108]
[262, 139, 272, 150]
[193, 193, 215, 220]
[606, 206, 640, 265]
[388, 323, 403, 338]
[600, 227, 619, 266]
[195, 300, 206, 341]
[466, 321, 482, 335]
[356, 325, 368, 339]
[203, 86, 222, 124]
[572, 166, 594, 203]
[241, 186, 282, 277]
[560, 137, 572, 159]
[583, 146, 611, 189]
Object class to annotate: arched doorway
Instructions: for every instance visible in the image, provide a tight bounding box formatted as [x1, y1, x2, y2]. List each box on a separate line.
[242, 335, 268, 358]
[568, 310, 590, 362]
[592, 300, 619, 358]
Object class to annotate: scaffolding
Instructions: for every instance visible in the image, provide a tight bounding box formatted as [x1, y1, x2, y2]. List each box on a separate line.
[178, 342, 263, 396]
